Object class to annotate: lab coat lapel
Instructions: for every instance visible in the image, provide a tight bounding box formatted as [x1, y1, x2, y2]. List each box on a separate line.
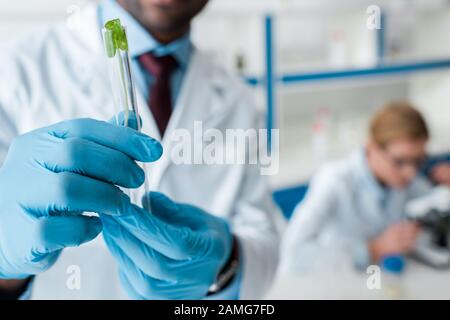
[148, 50, 224, 188]
[136, 89, 161, 141]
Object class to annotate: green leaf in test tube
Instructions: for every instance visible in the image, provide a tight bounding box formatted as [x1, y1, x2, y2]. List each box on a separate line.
[104, 18, 129, 58]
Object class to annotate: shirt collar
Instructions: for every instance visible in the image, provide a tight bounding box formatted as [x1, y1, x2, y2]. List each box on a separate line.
[99, 0, 191, 69]
[356, 148, 388, 200]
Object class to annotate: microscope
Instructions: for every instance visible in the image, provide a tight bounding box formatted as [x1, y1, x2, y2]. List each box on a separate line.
[405, 186, 450, 269]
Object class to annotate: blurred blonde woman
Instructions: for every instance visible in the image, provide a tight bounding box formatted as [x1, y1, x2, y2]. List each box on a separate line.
[280, 102, 432, 273]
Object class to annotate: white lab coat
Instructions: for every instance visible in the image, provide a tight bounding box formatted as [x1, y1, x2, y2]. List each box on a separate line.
[0, 4, 282, 299]
[279, 150, 431, 275]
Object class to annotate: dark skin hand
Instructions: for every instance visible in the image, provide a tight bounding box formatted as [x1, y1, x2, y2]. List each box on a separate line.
[0, 279, 30, 300]
[117, 0, 209, 44]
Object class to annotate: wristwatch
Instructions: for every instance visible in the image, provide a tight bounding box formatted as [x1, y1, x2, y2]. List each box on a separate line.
[208, 236, 240, 294]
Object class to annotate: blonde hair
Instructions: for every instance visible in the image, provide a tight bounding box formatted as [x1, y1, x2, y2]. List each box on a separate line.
[370, 101, 429, 146]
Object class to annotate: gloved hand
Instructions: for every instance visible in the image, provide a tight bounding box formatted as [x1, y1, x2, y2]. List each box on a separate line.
[0, 118, 163, 279]
[101, 192, 233, 300]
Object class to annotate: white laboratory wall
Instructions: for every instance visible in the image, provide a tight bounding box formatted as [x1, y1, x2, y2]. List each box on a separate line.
[1, 0, 450, 188]
[0, 0, 89, 39]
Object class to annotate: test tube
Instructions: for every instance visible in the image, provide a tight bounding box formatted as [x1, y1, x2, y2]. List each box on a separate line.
[102, 19, 151, 210]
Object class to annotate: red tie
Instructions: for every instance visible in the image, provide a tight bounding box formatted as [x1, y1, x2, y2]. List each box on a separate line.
[138, 53, 177, 136]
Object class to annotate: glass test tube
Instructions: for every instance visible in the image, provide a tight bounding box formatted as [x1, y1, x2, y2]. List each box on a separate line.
[102, 20, 151, 211]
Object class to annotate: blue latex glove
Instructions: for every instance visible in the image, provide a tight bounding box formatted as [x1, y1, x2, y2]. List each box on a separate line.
[0, 118, 162, 279]
[101, 192, 233, 300]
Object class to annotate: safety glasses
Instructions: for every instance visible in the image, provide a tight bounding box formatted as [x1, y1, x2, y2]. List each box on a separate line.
[382, 147, 428, 170]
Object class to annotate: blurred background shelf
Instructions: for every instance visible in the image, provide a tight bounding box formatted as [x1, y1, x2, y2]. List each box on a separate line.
[246, 58, 450, 85]
[280, 59, 450, 83]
